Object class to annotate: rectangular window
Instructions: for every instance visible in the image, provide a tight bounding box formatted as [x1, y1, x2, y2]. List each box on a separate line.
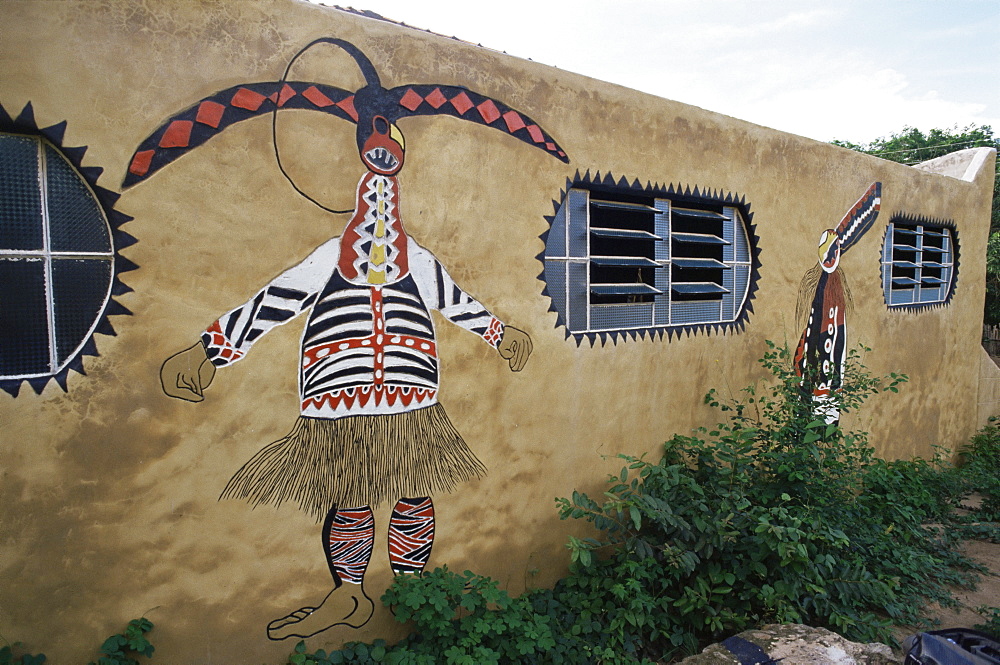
[544, 185, 754, 336]
[882, 220, 956, 307]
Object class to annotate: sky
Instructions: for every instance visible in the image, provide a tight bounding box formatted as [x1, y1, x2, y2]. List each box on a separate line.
[309, 0, 1000, 145]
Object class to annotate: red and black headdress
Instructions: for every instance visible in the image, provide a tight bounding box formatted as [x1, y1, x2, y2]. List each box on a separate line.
[122, 37, 568, 191]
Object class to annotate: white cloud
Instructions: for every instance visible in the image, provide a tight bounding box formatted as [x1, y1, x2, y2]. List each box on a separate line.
[667, 53, 999, 143]
[308, 0, 1000, 143]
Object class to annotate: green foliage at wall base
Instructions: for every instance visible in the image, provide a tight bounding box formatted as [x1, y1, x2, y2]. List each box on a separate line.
[959, 423, 1000, 520]
[88, 618, 154, 665]
[556, 342, 1000, 659]
[1, 619, 153, 665]
[0, 645, 45, 665]
[288, 342, 999, 664]
[10, 345, 1000, 664]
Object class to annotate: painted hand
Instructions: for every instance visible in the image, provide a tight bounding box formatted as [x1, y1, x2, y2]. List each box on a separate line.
[497, 326, 532, 372]
[160, 342, 216, 401]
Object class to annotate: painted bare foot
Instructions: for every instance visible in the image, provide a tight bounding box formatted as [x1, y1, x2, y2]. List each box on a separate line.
[266, 585, 375, 640]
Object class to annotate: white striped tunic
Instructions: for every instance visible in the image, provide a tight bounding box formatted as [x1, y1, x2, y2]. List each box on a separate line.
[203, 237, 504, 418]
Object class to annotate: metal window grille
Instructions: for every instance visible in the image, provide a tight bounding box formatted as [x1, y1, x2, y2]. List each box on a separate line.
[0, 133, 114, 380]
[882, 219, 955, 307]
[545, 186, 753, 335]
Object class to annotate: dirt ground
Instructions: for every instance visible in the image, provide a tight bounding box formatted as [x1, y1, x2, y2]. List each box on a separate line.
[917, 538, 1000, 630]
[891, 493, 1000, 643]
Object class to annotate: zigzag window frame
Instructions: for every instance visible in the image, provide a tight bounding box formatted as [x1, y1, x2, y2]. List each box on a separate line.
[881, 214, 959, 310]
[539, 172, 761, 345]
[0, 102, 137, 397]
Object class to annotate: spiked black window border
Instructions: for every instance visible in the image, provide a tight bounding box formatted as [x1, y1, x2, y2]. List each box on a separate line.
[0, 102, 137, 397]
[538, 171, 761, 346]
[881, 213, 959, 311]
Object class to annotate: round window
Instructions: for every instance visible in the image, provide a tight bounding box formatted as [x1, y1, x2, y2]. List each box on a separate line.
[0, 104, 136, 396]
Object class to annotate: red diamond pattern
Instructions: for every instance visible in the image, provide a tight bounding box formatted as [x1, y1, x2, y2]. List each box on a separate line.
[277, 83, 297, 107]
[129, 150, 155, 176]
[450, 92, 473, 115]
[231, 88, 267, 111]
[400, 89, 423, 111]
[503, 110, 525, 133]
[545, 141, 556, 151]
[425, 88, 448, 109]
[526, 125, 545, 143]
[303, 85, 335, 107]
[477, 99, 500, 124]
[159, 120, 193, 148]
[195, 101, 226, 128]
[336, 96, 359, 121]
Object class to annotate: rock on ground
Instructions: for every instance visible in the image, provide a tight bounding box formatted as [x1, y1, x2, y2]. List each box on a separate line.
[680, 624, 900, 665]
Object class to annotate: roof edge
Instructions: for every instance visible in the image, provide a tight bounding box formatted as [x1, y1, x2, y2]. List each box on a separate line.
[912, 146, 997, 183]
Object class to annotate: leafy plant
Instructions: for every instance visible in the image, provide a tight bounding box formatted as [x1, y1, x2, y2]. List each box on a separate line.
[959, 423, 1000, 520]
[556, 342, 993, 656]
[1, 618, 153, 665]
[287, 341, 999, 663]
[287, 567, 585, 665]
[974, 606, 1000, 639]
[88, 618, 154, 665]
[0, 644, 45, 665]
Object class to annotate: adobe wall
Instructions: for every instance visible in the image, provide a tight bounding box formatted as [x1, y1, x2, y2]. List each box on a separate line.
[0, 1, 995, 662]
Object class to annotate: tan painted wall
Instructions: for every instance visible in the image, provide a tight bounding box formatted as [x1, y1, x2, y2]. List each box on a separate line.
[0, 1, 995, 662]
[978, 349, 1000, 427]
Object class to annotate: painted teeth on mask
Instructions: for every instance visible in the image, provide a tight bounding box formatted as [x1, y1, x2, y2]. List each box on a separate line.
[366, 148, 397, 169]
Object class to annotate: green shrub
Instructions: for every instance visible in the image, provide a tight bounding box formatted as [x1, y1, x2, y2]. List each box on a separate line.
[974, 606, 1000, 639]
[861, 452, 962, 523]
[959, 424, 1000, 520]
[1, 618, 152, 665]
[287, 568, 592, 665]
[557, 342, 992, 656]
[88, 618, 154, 665]
[291, 341, 999, 663]
[0, 644, 45, 665]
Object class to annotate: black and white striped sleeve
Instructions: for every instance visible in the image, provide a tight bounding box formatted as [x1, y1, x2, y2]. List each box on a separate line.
[201, 239, 339, 367]
[428, 258, 505, 349]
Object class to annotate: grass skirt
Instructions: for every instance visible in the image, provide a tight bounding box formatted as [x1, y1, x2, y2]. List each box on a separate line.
[220, 404, 486, 521]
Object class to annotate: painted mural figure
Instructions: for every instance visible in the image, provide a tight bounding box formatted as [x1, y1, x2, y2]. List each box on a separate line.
[794, 183, 881, 424]
[125, 38, 568, 640]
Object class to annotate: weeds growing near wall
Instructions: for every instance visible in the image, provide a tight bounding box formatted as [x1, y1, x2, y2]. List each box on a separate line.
[7, 345, 1000, 664]
[975, 606, 1000, 639]
[283, 342, 999, 664]
[0, 618, 154, 665]
[88, 618, 155, 665]
[289, 567, 582, 665]
[555, 343, 1000, 658]
[0, 645, 45, 665]
[960, 424, 1000, 521]
[556, 342, 923, 657]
